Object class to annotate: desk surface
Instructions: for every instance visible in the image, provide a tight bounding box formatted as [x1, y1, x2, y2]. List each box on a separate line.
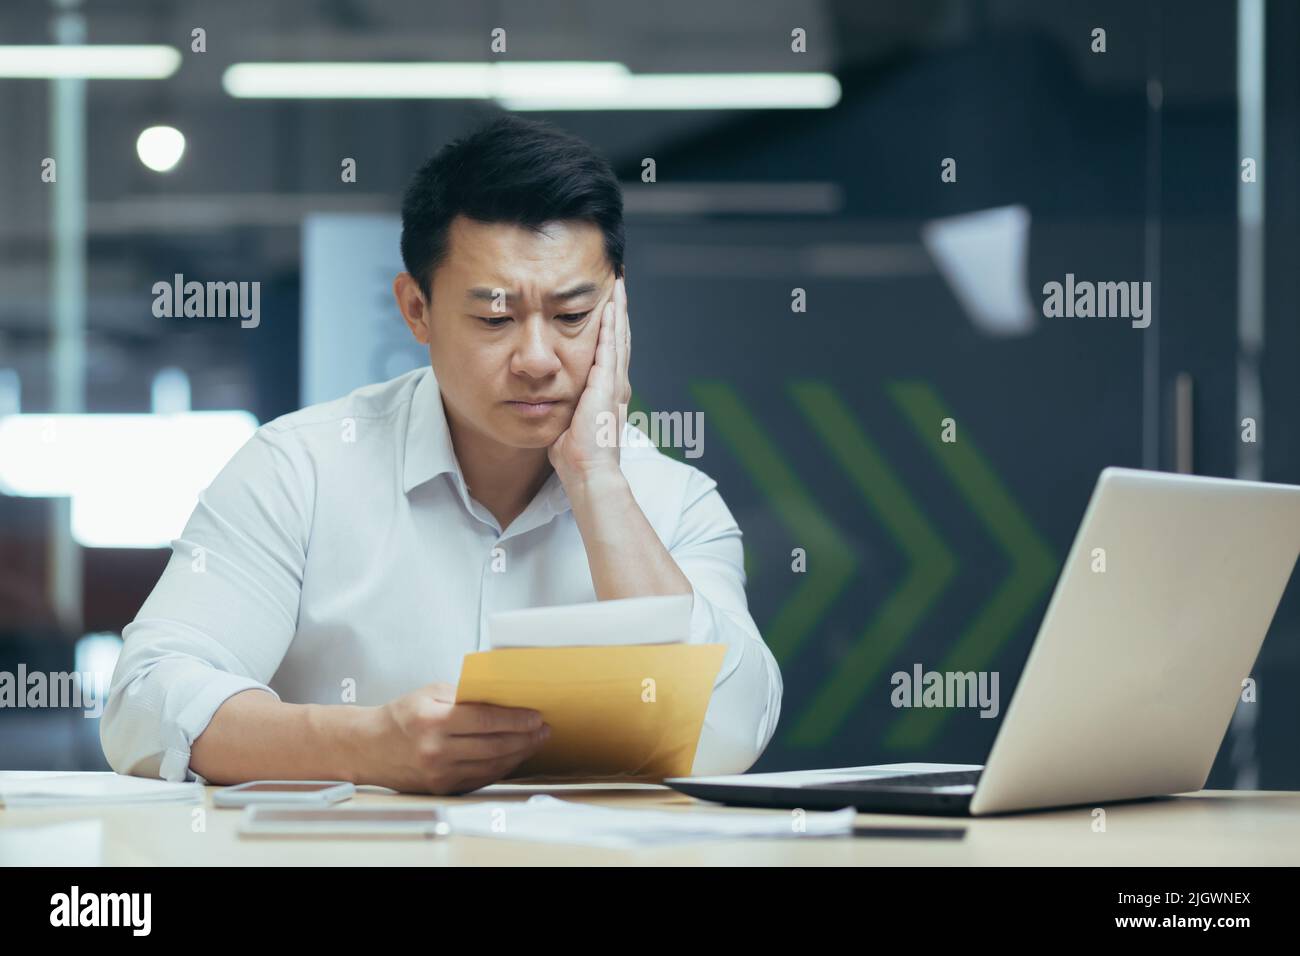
[2, 779, 1298, 865]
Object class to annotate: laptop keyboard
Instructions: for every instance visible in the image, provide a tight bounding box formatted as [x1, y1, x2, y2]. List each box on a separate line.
[810, 770, 983, 791]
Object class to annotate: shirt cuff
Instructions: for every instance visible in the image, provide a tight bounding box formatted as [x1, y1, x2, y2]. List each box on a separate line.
[160, 670, 282, 783]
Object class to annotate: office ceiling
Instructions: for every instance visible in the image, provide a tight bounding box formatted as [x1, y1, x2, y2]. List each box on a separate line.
[0, 0, 1234, 411]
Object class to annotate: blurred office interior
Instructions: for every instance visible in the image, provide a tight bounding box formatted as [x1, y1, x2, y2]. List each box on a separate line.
[1, 0, 1297, 787]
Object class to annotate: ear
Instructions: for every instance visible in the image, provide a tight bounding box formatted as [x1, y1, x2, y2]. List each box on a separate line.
[393, 273, 430, 345]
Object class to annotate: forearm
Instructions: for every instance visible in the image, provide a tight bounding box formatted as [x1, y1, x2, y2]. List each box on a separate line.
[189, 688, 382, 785]
[566, 470, 692, 601]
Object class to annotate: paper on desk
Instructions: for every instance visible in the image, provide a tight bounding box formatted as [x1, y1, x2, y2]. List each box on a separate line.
[445, 794, 856, 849]
[477, 782, 667, 794]
[456, 643, 726, 780]
[486, 594, 692, 649]
[0, 771, 202, 808]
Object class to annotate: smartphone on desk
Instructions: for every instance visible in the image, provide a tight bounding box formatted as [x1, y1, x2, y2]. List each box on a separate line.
[213, 780, 356, 808]
[239, 805, 450, 839]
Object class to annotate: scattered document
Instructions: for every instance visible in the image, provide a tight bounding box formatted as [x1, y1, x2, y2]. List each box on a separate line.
[478, 782, 667, 794]
[445, 794, 855, 849]
[486, 594, 692, 649]
[0, 771, 202, 808]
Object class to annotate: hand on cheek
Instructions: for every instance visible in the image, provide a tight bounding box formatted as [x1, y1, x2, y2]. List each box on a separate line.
[547, 276, 631, 489]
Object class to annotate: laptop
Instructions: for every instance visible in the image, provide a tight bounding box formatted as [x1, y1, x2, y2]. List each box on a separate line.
[667, 468, 1300, 816]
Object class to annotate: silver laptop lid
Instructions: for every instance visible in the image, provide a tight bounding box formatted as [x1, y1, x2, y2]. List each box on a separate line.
[971, 468, 1300, 815]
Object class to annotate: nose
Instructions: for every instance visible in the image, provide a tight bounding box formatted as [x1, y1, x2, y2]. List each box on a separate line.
[509, 314, 563, 379]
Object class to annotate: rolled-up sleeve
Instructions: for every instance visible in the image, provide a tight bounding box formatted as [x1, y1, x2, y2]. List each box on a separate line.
[670, 470, 783, 775]
[100, 424, 312, 782]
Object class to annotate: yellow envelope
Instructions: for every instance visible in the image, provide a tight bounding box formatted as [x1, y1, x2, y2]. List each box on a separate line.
[455, 644, 727, 782]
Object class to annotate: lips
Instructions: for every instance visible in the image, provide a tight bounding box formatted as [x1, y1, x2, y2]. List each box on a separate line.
[505, 398, 563, 418]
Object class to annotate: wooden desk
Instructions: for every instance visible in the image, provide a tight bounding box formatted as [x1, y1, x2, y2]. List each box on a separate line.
[2, 778, 1297, 865]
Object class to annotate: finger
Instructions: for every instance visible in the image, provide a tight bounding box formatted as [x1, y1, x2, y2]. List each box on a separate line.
[620, 281, 632, 404]
[450, 744, 546, 793]
[445, 700, 544, 735]
[615, 277, 629, 393]
[444, 726, 549, 761]
[588, 301, 617, 391]
[457, 741, 543, 774]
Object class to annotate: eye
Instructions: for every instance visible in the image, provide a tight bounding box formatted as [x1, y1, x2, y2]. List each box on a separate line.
[475, 315, 510, 327]
[557, 311, 592, 323]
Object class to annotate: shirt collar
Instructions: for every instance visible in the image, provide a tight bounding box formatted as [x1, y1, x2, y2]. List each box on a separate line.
[402, 367, 461, 494]
[401, 367, 574, 521]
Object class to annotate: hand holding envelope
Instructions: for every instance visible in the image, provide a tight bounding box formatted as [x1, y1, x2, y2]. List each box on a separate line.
[455, 595, 726, 781]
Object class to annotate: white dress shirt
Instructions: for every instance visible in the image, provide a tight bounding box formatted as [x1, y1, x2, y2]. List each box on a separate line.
[101, 365, 782, 783]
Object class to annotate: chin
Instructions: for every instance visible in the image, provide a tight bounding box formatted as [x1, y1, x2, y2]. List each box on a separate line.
[496, 415, 568, 449]
[505, 428, 562, 449]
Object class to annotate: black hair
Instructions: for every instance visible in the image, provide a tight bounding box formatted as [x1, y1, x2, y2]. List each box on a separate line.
[400, 114, 625, 298]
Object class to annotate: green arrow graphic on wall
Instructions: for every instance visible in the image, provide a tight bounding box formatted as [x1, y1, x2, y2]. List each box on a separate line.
[784, 381, 957, 747]
[666, 379, 1055, 754]
[882, 381, 1057, 749]
[691, 381, 857, 663]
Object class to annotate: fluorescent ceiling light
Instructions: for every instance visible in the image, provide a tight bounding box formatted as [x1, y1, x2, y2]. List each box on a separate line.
[0, 45, 181, 79]
[223, 61, 630, 99]
[222, 61, 840, 109]
[505, 72, 841, 110]
[0, 412, 257, 548]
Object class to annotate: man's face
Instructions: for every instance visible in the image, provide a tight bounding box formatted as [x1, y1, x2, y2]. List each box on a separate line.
[410, 215, 615, 450]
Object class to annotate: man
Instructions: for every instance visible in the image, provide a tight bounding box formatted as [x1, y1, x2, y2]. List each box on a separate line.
[101, 115, 782, 794]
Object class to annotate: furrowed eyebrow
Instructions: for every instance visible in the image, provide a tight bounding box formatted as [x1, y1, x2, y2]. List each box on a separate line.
[552, 282, 599, 301]
[465, 282, 599, 306]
